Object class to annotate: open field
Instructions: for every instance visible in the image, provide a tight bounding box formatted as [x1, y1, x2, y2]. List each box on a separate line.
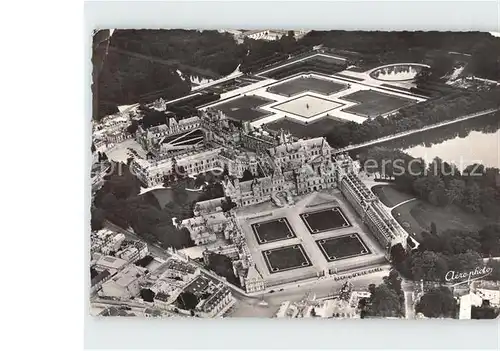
[264, 116, 345, 138]
[213, 95, 275, 122]
[341, 89, 416, 117]
[268, 76, 348, 97]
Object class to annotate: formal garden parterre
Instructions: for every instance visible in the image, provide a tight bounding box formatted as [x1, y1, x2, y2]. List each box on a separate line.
[262, 244, 312, 273]
[251, 217, 296, 244]
[316, 233, 371, 262]
[300, 207, 351, 234]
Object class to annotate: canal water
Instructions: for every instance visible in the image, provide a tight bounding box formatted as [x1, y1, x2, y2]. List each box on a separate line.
[350, 111, 500, 170]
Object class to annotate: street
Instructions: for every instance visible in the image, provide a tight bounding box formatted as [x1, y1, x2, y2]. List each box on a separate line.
[227, 268, 390, 317]
[402, 280, 416, 319]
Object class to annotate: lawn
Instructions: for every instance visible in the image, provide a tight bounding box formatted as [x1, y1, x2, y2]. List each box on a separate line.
[252, 218, 296, 244]
[372, 185, 414, 208]
[262, 244, 312, 273]
[213, 95, 275, 122]
[341, 89, 416, 117]
[264, 116, 345, 139]
[391, 199, 487, 241]
[300, 207, 351, 234]
[316, 234, 371, 261]
[149, 188, 201, 208]
[268, 76, 347, 97]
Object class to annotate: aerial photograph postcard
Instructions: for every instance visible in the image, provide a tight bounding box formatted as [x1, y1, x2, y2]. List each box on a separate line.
[90, 29, 500, 319]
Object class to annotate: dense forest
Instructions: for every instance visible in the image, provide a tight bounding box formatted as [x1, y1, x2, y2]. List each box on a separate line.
[92, 30, 500, 120]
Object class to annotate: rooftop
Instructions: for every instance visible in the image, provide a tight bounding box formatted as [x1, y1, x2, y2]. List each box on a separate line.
[95, 255, 128, 270]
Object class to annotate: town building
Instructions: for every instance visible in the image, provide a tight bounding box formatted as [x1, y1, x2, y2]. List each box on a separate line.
[135, 115, 202, 153]
[100, 264, 148, 299]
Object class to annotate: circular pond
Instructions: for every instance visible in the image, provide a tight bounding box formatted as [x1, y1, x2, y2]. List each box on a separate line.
[369, 63, 430, 82]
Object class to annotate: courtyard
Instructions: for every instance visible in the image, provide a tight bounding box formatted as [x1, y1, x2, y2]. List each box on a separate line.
[212, 95, 275, 122]
[300, 207, 351, 234]
[316, 233, 371, 262]
[252, 217, 296, 244]
[272, 95, 344, 119]
[235, 191, 387, 287]
[268, 76, 348, 97]
[341, 89, 416, 117]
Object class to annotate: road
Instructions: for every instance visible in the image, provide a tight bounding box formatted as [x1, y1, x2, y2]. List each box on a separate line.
[227, 267, 390, 317]
[334, 108, 500, 154]
[104, 221, 171, 260]
[402, 280, 416, 319]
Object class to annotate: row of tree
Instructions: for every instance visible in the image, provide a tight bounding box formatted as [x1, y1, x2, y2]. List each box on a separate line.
[326, 90, 500, 149]
[360, 148, 500, 218]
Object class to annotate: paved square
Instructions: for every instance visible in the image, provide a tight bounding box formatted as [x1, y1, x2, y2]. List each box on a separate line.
[251, 217, 296, 245]
[272, 95, 343, 119]
[316, 233, 371, 262]
[300, 207, 351, 234]
[213, 95, 275, 122]
[262, 244, 312, 274]
[340, 89, 415, 117]
[268, 76, 348, 97]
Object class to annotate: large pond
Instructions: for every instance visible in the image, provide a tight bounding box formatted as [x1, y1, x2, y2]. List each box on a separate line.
[351, 112, 500, 170]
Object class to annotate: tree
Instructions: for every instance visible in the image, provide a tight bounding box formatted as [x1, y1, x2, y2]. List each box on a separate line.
[90, 267, 99, 279]
[430, 222, 437, 236]
[383, 270, 403, 296]
[416, 287, 457, 318]
[471, 306, 500, 319]
[91, 142, 96, 153]
[369, 284, 402, 317]
[91, 207, 106, 231]
[410, 251, 449, 282]
[140, 288, 156, 302]
[368, 284, 376, 295]
[206, 252, 240, 286]
[221, 196, 237, 212]
[440, 230, 481, 255]
[479, 224, 500, 256]
[127, 120, 139, 135]
[176, 291, 199, 310]
[462, 182, 481, 213]
[445, 179, 466, 205]
[447, 250, 483, 273]
[194, 173, 206, 188]
[240, 169, 255, 182]
[310, 308, 316, 317]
